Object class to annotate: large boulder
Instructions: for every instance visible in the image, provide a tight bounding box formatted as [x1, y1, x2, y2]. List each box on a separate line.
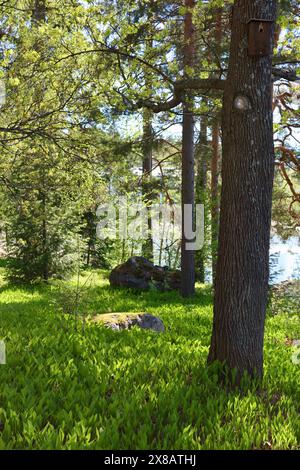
[109, 256, 181, 291]
[92, 312, 165, 333]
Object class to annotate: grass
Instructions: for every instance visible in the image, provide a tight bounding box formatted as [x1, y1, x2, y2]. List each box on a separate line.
[0, 264, 299, 450]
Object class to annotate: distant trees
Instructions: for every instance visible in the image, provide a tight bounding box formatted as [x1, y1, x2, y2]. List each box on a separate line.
[2, 143, 94, 282]
[0, 0, 113, 280]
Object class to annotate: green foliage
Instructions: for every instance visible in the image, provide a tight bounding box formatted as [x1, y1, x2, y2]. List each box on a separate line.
[0, 267, 299, 450]
[2, 144, 95, 283]
[272, 167, 300, 239]
[269, 281, 300, 317]
[1, 0, 299, 282]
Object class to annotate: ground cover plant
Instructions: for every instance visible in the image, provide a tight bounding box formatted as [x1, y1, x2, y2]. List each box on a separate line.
[0, 261, 299, 450]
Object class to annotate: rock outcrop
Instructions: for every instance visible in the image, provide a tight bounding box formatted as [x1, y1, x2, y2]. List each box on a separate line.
[109, 256, 181, 291]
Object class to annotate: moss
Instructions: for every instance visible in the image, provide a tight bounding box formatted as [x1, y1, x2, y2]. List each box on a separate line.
[92, 312, 145, 326]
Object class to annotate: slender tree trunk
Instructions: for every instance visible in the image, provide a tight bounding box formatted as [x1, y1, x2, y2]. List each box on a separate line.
[195, 113, 208, 283]
[33, 0, 46, 22]
[142, 108, 154, 261]
[181, 0, 195, 297]
[158, 238, 163, 266]
[86, 244, 91, 268]
[210, 8, 222, 286]
[208, 0, 277, 382]
[41, 165, 49, 282]
[4, 227, 9, 255]
[121, 238, 126, 263]
[211, 122, 220, 284]
[173, 243, 181, 270]
[85, 210, 95, 267]
[42, 200, 49, 281]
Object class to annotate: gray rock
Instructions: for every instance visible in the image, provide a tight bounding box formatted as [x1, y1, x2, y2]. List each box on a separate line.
[136, 313, 165, 333]
[92, 312, 165, 333]
[109, 256, 181, 291]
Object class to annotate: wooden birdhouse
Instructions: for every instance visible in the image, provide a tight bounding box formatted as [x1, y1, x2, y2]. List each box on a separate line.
[247, 19, 274, 57]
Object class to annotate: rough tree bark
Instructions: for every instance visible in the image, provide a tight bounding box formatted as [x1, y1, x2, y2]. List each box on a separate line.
[33, 0, 46, 22]
[181, 0, 196, 297]
[208, 0, 277, 381]
[211, 121, 220, 284]
[210, 8, 222, 286]
[195, 113, 208, 283]
[41, 167, 49, 282]
[142, 108, 154, 262]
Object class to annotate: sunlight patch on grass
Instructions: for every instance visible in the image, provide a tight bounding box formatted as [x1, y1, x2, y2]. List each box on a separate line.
[0, 269, 299, 450]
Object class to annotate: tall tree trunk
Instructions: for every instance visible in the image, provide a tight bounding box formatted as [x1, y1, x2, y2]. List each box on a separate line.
[208, 0, 277, 381]
[181, 0, 195, 297]
[142, 108, 154, 261]
[33, 0, 46, 22]
[86, 243, 91, 268]
[195, 113, 208, 283]
[85, 210, 95, 267]
[211, 122, 220, 284]
[210, 8, 222, 285]
[42, 195, 49, 281]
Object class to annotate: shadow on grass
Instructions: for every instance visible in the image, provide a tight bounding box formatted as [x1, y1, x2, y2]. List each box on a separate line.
[0, 268, 298, 449]
[0, 279, 52, 297]
[87, 283, 213, 312]
[0, 266, 214, 351]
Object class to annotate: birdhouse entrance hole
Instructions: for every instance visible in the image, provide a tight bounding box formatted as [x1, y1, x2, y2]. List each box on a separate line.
[247, 19, 274, 57]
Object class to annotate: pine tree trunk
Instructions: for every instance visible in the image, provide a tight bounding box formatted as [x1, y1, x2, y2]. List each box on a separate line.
[181, 0, 195, 297]
[195, 113, 208, 283]
[33, 0, 46, 21]
[142, 108, 154, 262]
[210, 8, 222, 286]
[41, 190, 49, 282]
[208, 0, 277, 381]
[181, 101, 195, 296]
[86, 244, 91, 268]
[211, 122, 220, 284]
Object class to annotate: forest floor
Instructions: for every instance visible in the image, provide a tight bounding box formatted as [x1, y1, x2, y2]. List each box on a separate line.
[0, 259, 299, 450]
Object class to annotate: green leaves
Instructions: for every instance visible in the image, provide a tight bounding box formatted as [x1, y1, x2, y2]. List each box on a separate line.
[0, 268, 299, 449]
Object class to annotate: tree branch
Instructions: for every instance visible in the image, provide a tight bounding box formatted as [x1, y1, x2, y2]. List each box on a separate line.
[136, 78, 225, 112]
[272, 67, 300, 82]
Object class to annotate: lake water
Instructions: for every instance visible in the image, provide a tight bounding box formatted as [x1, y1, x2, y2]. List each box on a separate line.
[270, 235, 300, 284]
[204, 234, 300, 285]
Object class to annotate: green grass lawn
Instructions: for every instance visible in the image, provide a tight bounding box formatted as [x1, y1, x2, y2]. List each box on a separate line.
[0, 261, 299, 450]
